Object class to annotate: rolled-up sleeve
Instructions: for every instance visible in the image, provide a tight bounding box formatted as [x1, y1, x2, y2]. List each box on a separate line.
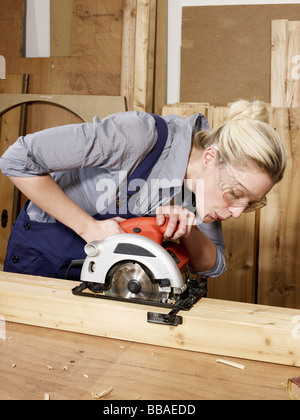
[0, 112, 157, 178]
[195, 221, 226, 278]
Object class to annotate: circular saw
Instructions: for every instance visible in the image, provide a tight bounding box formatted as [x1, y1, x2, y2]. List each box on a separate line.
[72, 217, 207, 324]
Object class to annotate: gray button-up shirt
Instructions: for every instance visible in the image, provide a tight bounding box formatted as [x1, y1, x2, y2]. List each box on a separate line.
[0, 111, 226, 278]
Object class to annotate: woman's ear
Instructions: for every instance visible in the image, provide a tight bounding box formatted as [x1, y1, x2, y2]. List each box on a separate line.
[201, 146, 218, 169]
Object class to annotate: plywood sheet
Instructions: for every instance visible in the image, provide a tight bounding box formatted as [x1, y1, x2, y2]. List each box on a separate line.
[181, 4, 300, 105]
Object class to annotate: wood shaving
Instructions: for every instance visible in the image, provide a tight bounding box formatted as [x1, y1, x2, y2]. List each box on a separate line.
[92, 386, 113, 399]
[44, 393, 50, 400]
[47, 365, 54, 370]
[216, 359, 245, 370]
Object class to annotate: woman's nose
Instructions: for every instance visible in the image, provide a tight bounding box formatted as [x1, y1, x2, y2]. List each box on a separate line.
[228, 206, 246, 219]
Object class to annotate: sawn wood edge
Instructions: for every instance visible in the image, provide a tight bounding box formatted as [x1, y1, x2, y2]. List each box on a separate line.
[0, 271, 299, 367]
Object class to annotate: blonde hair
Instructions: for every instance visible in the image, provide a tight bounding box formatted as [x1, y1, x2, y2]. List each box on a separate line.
[193, 100, 286, 184]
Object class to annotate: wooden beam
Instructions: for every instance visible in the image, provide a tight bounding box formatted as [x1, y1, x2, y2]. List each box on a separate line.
[0, 94, 126, 122]
[271, 20, 288, 108]
[286, 21, 300, 108]
[133, 0, 157, 112]
[271, 19, 300, 108]
[120, 0, 137, 111]
[154, 0, 168, 115]
[0, 271, 299, 367]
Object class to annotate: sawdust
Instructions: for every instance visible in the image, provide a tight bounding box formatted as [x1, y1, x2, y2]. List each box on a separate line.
[92, 386, 113, 399]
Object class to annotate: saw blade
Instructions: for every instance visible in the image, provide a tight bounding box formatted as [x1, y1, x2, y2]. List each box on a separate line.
[104, 262, 160, 302]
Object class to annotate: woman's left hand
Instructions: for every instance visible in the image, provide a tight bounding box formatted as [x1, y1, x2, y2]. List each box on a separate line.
[156, 205, 197, 241]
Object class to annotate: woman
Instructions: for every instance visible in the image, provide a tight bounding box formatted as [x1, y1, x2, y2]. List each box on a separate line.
[0, 100, 286, 280]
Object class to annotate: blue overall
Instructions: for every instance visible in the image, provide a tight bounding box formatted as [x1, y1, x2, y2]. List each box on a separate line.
[4, 114, 168, 280]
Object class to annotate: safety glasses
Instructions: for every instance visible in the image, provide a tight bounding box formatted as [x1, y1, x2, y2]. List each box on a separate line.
[213, 146, 268, 213]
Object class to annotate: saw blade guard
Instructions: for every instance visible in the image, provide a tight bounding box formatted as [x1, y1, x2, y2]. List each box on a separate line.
[80, 233, 187, 296]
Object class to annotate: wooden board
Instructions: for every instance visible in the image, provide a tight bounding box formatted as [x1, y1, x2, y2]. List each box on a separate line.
[0, 75, 24, 264]
[258, 108, 300, 308]
[0, 93, 126, 122]
[120, 0, 137, 111]
[0, 271, 300, 367]
[154, 0, 168, 115]
[271, 20, 300, 107]
[1, 322, 298, 400]
[181, 4, 300, 105]
[133, 0, 157, 112]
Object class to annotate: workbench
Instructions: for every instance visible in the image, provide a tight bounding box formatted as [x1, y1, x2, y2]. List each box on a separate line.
[0, 321, 298, 400]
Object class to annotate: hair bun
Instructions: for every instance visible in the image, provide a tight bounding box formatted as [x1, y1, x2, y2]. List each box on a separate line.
[227, 100, 269, 124]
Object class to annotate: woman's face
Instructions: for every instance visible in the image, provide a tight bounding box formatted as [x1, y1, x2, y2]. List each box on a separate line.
[193, 147, 274, 223]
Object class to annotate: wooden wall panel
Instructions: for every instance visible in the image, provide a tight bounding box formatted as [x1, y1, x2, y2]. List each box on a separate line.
[258, 108, 300, 309]
[162, 103, 300, 309]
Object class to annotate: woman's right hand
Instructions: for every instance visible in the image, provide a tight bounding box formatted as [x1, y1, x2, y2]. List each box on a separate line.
[81, 217, 126, 243]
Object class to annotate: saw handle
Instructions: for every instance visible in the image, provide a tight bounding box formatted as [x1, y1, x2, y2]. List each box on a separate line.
[120, 217, 170, 245]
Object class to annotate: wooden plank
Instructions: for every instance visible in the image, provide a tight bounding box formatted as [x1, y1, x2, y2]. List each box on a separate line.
[1, 322, 298, 400]
[0, 75, 24, 264]
[162, 103, 215, 128]
[0, 94, 126, 122]
[133, 0, 157, 112]
[120, 0, 137, 111]
[271, 20, 288, 108]
[286, 21, 300, 108]
[271, 20, 300, 108]
[154, 0, 168, 116]
[0, 271, 300, 367]
[258, 108, 300, 309]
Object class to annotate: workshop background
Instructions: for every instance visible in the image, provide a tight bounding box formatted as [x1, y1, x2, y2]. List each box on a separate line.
[1, 0, 300, 310]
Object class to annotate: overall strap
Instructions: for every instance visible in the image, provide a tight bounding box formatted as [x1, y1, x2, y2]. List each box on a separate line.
[125, 113, 168, 196]
[96, 113, 169, 220]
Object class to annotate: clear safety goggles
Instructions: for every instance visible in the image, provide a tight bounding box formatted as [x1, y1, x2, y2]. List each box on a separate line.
[213, 146, 268, 213]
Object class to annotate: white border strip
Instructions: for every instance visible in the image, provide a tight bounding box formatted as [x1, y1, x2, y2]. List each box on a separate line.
[26, 0, 50, 58]
[167, 0, 300, 104]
